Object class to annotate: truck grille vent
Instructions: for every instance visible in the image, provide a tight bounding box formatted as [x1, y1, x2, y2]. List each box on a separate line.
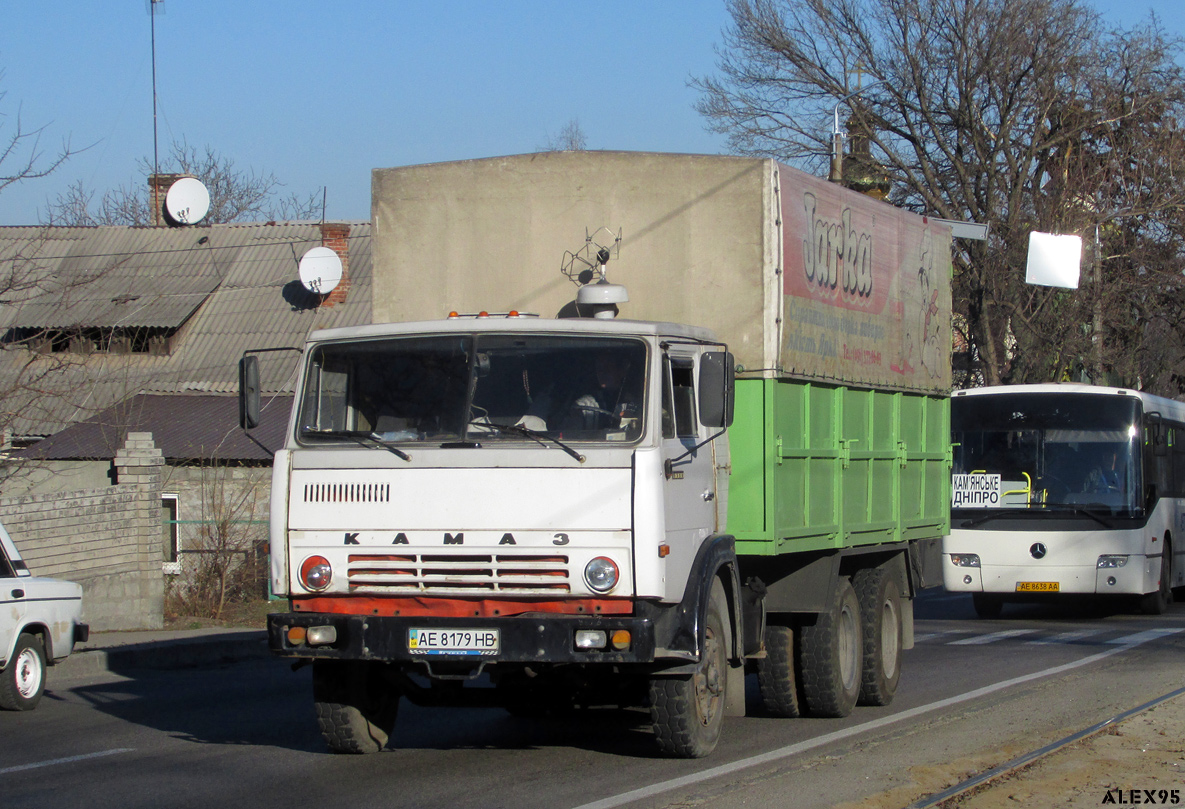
[346, 553, 571, 594]
[303, 482, 391, 503]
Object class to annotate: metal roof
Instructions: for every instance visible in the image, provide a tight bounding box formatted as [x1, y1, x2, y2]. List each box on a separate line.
[0, 221, 371, 439]
[14, 393, 292, 462]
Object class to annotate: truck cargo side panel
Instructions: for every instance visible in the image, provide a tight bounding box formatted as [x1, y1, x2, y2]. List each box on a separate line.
[730, 379, 950, 557]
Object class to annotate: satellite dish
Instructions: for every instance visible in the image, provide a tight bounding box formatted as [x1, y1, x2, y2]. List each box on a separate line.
[164, 177, 210, 225]
[298, 246, 343, 294]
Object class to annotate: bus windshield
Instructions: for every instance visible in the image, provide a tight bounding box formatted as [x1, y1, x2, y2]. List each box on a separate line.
[951, 392, 1142, 514]
[297, 334, 647, 446]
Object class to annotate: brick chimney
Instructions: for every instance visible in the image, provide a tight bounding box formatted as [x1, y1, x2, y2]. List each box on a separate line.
[319, 222, 351, 306]
[148, 173, 189, 226]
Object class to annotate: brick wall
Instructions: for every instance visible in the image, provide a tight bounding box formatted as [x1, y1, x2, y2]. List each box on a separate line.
[0, 432, 165, 630]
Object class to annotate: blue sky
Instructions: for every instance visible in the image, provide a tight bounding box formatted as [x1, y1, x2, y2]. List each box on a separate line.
[0, 0, 1177, 225]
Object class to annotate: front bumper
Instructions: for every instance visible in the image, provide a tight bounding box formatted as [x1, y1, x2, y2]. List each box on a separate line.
[268, 611, 657, 665]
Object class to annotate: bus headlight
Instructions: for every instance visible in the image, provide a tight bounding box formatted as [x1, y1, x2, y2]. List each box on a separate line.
[300, 555, 333, 591]
[584, 557, 620, 593]
[950, 554, 981, 568]
[1097, 555, 1129, 569]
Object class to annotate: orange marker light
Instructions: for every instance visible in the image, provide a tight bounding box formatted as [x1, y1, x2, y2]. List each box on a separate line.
[658, 544, 670, 558]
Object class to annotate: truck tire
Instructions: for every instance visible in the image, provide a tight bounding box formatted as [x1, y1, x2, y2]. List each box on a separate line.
[853, 567, 902, 706]
[799, 577, 862, 718]
[0, 632, 46, 711]
[757, 623, 802, 718]
[972, 593, 1003, 619]
[1140, 541, 1173, 615]
[649, 577, 729, 758]
[312, 661, 399, 754]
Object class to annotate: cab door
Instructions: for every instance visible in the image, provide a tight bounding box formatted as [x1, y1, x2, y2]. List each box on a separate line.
[660, 349, 719, 589]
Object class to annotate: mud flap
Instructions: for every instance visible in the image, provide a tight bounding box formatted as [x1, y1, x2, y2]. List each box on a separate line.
[725, 659, 746, 716]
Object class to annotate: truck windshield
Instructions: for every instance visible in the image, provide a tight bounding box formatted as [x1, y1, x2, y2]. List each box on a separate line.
[951, 392, 1142, 515]
[298, 334, 647, 446]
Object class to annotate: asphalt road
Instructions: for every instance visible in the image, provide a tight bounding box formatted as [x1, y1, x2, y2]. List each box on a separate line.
[4, 589, 1185, 809]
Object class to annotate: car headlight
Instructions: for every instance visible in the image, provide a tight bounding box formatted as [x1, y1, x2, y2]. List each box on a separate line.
[584, 557, 619, 593]
[300, 555, 333, 591]
[1097, 555, 1129, 569]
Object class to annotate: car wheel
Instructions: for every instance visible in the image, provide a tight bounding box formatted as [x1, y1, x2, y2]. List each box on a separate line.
[0, 633, 47, 711]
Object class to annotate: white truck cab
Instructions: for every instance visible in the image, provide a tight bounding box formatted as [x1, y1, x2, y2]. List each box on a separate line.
[0, 522, 88, 710]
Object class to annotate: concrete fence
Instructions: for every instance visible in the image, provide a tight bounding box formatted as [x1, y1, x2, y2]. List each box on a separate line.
[0, 432, 165, 630]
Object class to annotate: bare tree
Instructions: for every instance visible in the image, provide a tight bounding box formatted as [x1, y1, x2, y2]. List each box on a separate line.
[695, 0, 1185, 388]
[44, 139, 322, 226]
[0, 83, 76, 198]
[540, 118, 589, 152]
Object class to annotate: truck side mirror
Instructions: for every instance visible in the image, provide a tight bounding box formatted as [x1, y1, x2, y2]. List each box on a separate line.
[239, 355, 261, 430]
[698, 351, 735, 429]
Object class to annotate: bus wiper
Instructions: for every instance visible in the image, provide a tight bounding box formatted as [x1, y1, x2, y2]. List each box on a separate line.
[468, 418, 585, 463]
[960, 505, 1112, 529]
[302, 428, 411, 461]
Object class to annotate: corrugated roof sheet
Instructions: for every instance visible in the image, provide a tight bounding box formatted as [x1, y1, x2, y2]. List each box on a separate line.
[15, 393, 291, 462]
[0, 221, 371, 438]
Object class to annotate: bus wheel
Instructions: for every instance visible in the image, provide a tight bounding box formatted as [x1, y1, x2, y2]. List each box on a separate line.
[972, 593, 1003, 619]
[757, 622, 802, 718]
[649, 578, 729, 758]
[312, 661, 399, 754]
[1140, 542, 1173, 615]
[853, 567, 902, 706]
[800, 577, 862, 718]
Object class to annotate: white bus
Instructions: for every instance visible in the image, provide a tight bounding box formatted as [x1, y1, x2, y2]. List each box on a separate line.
[944, 384, 1185, 617]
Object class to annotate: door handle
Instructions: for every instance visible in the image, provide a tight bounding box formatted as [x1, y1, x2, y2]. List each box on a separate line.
[11, 589, 24, 599]
[702, 490, 715, 502]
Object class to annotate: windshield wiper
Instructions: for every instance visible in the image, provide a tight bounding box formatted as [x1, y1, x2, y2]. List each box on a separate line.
[301, 428, 411, 461]
[467, 418, 585, 463]
[959, 505, 1113, 529]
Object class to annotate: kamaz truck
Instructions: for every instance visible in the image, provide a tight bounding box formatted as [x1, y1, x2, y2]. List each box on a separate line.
[242, 152, 952, 758]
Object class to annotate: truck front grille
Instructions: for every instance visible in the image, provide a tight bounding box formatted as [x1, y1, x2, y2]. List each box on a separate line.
[346, 553, 571, 594]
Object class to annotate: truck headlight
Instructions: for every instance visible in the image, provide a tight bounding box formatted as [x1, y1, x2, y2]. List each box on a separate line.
[950, 553, 981, 567]
[1097, 555, 1129, 569]
[584, 557, 619, 593]
[300, 555, 333, 591]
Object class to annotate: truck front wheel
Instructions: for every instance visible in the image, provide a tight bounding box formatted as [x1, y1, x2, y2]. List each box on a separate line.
[649, 578, 729, 758]
[0, 633, 46, 711]
[853, 566, 902, 706]
[312, 661, 399, 754]
[799, 577, 862, 717]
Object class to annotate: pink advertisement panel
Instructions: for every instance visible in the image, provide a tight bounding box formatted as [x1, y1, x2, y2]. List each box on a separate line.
[780, 167, 951, 394]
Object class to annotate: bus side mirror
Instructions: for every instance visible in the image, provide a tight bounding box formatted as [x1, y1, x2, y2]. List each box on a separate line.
[239, 355, 261, 430]
[699, 351, 735, 429]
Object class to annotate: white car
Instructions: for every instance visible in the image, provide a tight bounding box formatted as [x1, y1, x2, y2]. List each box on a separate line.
[0, 523, 88, 711]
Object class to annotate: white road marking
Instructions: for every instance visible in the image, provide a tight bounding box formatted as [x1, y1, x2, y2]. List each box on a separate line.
[913, 629, 978, 643]
[949, 629, 1040, 645]
[0, 748, 134, 776]
[1107, 628, 1185, 645]
[570, 631, 1182, 809]
[1026, 629, 1106, 645]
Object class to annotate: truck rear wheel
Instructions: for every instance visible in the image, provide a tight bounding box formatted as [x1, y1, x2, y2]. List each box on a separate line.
[649, 578, 729, 758]
[853, 567, 902, 706]
[312, 661, 399, 754]
[799, 577, 862, 718]
[757, 623, 801, 718]
[0, 633, 46, 711]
